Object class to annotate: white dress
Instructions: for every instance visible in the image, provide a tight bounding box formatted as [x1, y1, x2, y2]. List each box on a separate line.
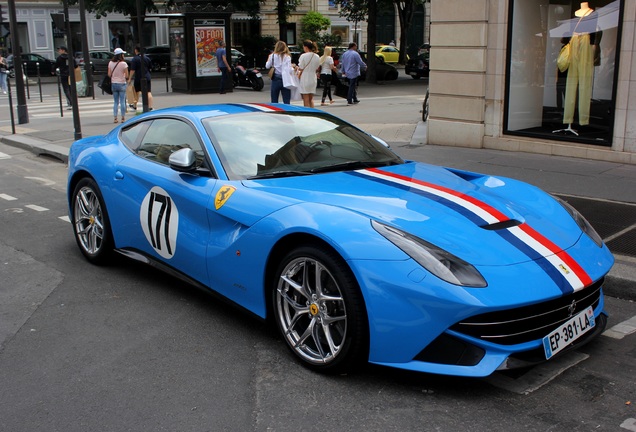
[298, 52, 320, 94]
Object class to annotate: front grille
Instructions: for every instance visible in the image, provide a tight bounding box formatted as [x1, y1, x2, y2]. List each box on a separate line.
[450, 278, 604, 345]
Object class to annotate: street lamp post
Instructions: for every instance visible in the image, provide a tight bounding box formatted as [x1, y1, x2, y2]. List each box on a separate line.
[63, 0, 82, 140]
[7, 0, 28, 124]
[136, 0, 149, 113]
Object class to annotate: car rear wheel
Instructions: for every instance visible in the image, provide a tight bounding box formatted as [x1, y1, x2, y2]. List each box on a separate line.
[151, 61, 161, 72]
[273, 245, 368, 374]
[71, 178, 114, 264]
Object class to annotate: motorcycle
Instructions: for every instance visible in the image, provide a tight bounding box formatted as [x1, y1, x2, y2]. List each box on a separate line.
[231, 62, 264, 91]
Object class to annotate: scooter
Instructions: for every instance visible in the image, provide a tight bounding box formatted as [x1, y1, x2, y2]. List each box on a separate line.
[231, 62, 264, 91]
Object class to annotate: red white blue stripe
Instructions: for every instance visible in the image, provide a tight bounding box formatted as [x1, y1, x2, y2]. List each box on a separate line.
[356, 168, 593, 293]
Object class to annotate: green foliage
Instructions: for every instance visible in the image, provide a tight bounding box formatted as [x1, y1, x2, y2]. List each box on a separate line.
[333, 0, 367, 24]
[299, 11, 331, 49]
[66, 0, 158, 19]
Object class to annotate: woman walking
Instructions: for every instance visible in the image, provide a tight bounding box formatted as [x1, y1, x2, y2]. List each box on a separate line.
[297, 40, 320, 108]
[266, 41, 292, 104]
[0, 53, 8, 94]
[319, 46, 337, 105]
[108, 48, 129, 123]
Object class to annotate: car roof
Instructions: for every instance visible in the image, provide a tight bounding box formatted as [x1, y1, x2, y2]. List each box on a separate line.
[129, 103, 316, 123]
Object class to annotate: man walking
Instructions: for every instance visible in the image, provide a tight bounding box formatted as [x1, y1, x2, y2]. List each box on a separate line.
[216, 40, 231, 94]
[128, 45, 153, 111]
[54, 46, 73, 109]
[340, 42, 366, 105]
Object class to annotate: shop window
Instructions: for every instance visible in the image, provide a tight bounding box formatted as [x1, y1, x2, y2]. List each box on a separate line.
[504, 0, 621, 146]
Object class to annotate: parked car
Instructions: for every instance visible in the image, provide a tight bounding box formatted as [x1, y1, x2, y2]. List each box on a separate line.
[67, 103, 613, 377]
[144, 46, 170, 72]
[405, 53, 429, 79]
[330, 49, 397, 82]
[9, 53, 57, 76]
[375, 45, 408, 64]
[75, 51, 118, 74]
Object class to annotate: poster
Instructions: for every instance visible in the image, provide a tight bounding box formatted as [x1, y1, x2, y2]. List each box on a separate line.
[170, 18, 186, 78]
[194, 26, 224, 77]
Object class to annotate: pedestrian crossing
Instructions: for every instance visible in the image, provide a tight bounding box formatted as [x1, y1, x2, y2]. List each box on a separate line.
[20, 96, 129, 119]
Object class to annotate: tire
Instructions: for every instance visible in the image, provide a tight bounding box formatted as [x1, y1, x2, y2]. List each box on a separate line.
[71, 177, 115, 265]
[151, 61, 161, 72]
[272, 245, 368, 374]
[251, 76, 264, 91]
[422, 88, 429, 122]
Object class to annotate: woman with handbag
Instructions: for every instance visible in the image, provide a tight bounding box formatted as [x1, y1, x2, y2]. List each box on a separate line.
[297, 40, 320, 108]
[266, 41, 292, 104]
[108, 48, 129, 123]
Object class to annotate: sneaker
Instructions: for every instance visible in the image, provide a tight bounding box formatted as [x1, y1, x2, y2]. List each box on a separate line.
[66, 106, 72, 110]
[353, 100, 360, 104]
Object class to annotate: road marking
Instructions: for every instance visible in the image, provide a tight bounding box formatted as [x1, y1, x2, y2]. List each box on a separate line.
[0, 194, 18, 201]
[0, 151, 11, 159]
[621, 418, 636, 431]
[603, 315, 636, 339]
[25, 204, 49, 212]
[59, 215, 71, 223]
[25, 176, 56, 186]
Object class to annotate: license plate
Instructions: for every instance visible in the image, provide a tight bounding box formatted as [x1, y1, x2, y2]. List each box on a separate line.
[255, 73, 262, 78]
[543, 306, 595, 359]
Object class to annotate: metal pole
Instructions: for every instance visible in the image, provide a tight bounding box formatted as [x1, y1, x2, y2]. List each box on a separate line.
[7, 0, 28, 124]
[37, 62, 42, 102]
[136, 0, 149, 113]
[57, 73, 64, 117]
[24, 64, 30, 99]
[78, 0, 94, 99]
[63, 0, 81, 140]
[7, 75, 16, 133]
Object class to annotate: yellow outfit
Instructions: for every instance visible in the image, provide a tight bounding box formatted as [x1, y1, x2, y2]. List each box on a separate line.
[563, 34, 594, 126]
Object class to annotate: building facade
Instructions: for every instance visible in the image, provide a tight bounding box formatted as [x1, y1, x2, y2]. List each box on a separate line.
[428, 0, 636, 165]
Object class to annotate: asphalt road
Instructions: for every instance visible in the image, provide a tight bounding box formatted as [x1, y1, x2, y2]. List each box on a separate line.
[0, 143, 635, 430]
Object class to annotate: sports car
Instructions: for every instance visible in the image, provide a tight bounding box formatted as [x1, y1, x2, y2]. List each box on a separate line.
[67, 103, 614, 377]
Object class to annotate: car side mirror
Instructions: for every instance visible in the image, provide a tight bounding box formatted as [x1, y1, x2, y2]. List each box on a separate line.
[168, 148, 197, 173]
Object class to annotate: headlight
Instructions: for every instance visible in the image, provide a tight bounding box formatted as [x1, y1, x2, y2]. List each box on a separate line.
[372, 220, 487, 288]
[554, 196, 603, 247]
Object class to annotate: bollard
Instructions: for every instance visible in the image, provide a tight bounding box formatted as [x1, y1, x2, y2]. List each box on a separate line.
[7, 76, 16, 134]
[57, 73, 64, 117]
[24, 63, 30, 99]
[36, 62, 43, 103]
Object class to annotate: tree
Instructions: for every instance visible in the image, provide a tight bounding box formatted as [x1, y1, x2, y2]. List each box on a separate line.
[393, 0, 422, 64]
[299, 11, 330, 48]
[67, 0, 158, 44]
[275, 0, 302, 41]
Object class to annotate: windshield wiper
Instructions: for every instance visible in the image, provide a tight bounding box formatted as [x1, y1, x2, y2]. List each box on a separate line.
[247, 170, 313, 180]
[309, 160, 399, 174]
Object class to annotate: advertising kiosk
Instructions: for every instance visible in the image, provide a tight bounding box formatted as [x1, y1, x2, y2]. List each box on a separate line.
[167, 2, 233, 94]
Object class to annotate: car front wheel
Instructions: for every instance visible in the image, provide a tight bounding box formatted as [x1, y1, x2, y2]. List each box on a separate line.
[273, 245, 368, 374]
[71, 177, 114, 264]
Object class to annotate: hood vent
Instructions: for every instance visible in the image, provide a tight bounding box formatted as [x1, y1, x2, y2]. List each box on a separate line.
[481, 219, 522, 231]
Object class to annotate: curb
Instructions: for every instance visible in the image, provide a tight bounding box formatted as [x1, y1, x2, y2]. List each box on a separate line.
[1, 134, 69, 163]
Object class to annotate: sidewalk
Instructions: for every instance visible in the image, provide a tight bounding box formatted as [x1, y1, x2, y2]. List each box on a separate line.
[1, 80, 635, 298]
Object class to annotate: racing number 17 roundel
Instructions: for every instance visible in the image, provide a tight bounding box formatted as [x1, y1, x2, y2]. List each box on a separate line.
[140, 186, 179, 259]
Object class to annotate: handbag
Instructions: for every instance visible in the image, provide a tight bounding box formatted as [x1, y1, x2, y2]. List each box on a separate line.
[557, 44, 571, 73]
[98, 74, 112, 95]
[268, 67, 275, 79]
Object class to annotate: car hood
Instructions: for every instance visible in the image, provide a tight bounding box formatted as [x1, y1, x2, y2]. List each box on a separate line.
[242, 162, 582, 266]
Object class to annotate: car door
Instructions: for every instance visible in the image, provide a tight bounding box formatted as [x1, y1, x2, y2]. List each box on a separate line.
[110, 117, 218, 285]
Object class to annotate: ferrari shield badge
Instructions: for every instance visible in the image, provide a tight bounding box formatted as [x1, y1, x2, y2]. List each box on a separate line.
[215, 185, 236, 210]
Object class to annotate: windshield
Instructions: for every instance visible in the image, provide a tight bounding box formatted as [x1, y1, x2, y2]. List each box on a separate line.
[203, 111, 403, 180]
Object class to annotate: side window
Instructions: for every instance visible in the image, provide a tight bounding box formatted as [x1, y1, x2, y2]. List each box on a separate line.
[137, 118, 205, 167]
[120, 121, 148, 151]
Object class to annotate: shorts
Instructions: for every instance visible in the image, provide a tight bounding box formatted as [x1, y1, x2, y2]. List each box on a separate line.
[134, 80, 151, 93]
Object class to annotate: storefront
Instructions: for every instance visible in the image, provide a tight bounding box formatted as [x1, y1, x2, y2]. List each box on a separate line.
[427, 0, 635, 164]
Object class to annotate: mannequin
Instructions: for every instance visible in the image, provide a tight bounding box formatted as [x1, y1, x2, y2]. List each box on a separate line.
[554, 2, 597, 135]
